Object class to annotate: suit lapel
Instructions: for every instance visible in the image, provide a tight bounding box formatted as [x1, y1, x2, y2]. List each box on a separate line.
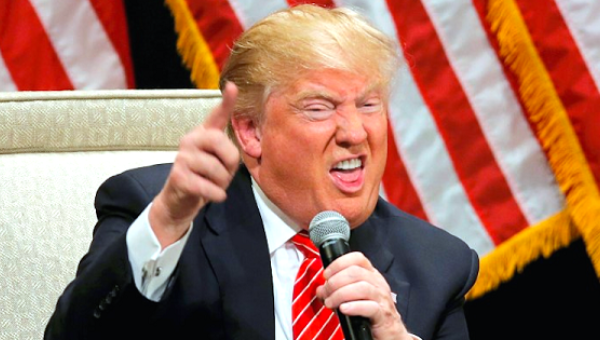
[350, 204, 410, 319]
[200, 166, 275, 340]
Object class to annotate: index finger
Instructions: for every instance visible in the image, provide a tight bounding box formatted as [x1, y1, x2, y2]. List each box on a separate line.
[203, 81, 238, 130]
[323, 252, 373, 279]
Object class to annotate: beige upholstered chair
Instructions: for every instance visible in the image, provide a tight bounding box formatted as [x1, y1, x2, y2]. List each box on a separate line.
[0, 89, 219, 340]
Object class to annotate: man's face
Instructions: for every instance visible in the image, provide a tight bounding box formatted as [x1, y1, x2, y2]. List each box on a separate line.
[254, 69, 388, 229]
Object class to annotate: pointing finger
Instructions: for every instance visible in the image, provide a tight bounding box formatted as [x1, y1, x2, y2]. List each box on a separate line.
[204, 81, 238, 131]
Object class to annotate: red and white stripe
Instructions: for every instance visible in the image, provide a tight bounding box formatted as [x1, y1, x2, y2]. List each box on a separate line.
[421, 0, 564, 225]
[291, 233, 342, 340]
[228, 0, 288, 29]
[556, 0, 600, 90]
[0, 0, 133, 91]
[516, 0, 600, 185]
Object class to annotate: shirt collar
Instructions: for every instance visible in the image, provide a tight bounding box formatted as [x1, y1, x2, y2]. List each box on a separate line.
[251, 177, 302, 255]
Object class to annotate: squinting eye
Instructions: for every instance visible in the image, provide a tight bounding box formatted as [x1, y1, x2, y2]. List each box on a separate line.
[303, 106, 334, 121]
[359, 100, 382, 114]
[300, 100, 336, 121]
[306, 105, 329, 112]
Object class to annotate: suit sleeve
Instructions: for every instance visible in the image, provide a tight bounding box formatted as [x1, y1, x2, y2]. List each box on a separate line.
[44, 171, 163, 340]
[433, 248, 479, 340]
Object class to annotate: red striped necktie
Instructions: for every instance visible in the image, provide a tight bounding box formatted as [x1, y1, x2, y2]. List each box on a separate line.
[291, 231, 344, 340]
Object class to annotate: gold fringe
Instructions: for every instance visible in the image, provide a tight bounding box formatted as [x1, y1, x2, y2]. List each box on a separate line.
[466, 210, 578, 300]
[484, 0, 600, 282]
[164, 0, 220, 89]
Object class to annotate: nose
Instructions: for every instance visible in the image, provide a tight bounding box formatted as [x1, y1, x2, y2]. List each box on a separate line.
[335, 108, 368, 146]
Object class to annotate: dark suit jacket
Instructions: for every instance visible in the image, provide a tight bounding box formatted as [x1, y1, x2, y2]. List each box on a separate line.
[45, 164, 479, 340]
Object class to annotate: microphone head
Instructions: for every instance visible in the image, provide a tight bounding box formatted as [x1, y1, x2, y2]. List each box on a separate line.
[308, 211, 350, 248]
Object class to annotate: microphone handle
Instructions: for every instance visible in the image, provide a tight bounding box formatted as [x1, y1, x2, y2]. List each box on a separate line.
[319, 239, 374, 340]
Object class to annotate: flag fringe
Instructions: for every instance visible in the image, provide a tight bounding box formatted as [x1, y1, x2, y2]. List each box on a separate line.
[466, 210, 577, 299]
[164, 0, 220, 89]
[484, 0, 600, 283]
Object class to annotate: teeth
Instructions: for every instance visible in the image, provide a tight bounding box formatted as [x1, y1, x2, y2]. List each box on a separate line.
[334, 158, 362, 170]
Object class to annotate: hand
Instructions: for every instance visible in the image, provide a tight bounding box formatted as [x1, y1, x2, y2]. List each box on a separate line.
[316, 252, 413, 340]
[149, 82, 240, 248]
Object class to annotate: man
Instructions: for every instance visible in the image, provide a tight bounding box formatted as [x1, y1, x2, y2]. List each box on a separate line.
[45, 5, 478, 340]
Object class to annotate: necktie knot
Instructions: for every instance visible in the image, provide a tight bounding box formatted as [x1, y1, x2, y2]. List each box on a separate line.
[291, 231, 320, 259]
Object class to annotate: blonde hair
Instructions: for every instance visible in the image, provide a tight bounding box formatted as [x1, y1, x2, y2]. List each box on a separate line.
[220, 4, 400, 123]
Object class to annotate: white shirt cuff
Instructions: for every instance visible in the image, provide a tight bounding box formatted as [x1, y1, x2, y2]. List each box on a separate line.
[126, 203, 193, 301]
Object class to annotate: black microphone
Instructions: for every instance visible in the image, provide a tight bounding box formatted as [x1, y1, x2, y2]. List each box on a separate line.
[309, 211, 374, 340]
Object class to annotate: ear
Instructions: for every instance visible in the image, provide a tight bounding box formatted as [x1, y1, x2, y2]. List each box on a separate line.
[231, 116, 262, 159]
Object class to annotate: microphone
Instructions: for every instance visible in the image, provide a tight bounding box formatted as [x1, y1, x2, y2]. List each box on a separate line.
[309, 211, 374, 340]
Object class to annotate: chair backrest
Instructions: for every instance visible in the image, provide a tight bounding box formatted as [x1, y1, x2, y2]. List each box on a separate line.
[0, 89, 220, 340]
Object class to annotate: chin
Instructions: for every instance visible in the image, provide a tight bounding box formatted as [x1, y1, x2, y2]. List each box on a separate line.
[335, 204, 371, 229]
[347, 196, 380, 227]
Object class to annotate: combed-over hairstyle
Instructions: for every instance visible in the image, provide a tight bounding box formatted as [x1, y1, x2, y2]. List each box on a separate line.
[219, 4, 400, 124]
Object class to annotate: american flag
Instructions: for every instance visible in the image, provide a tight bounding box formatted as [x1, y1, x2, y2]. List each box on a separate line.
[2, 0, 599, 299]
[0, 0, 134, 90]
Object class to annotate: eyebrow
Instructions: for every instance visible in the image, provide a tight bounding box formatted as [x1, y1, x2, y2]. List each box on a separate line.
[293, 82, 382, 103]
[293, 89, 337, 102]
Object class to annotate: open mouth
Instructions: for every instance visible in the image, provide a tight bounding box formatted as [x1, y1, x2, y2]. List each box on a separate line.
[329, 157, 365, 192]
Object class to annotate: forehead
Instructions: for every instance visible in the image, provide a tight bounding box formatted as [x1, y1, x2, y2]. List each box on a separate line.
[280, 69, 385, 99]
